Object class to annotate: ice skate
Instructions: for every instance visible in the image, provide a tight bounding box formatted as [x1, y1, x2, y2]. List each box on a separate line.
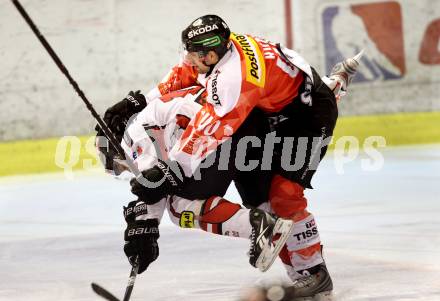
[322, 50, 364, 99]
[248, 208, 294, 272]
[281, 262, 333, 301]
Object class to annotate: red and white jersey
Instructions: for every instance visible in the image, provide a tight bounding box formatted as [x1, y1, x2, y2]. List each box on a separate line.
[150, 33, 314, 177]
[120, 86, 252, 238]
[145, 63, 201, 103]
[120, 86, 204, 219]
[121, 86, 204, 170]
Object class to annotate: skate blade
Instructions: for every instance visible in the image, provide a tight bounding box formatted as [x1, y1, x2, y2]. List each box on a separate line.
[255, 218, 294, 272]
[293, 291, 333, 301]
[353, 49, 364, 63]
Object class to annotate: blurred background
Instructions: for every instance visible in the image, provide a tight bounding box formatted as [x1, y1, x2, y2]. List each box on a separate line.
[1, 1, 439, 300]
[0, 0, 439, 175]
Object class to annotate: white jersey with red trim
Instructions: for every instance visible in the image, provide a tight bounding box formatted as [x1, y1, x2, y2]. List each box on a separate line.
[120, 86, 204, 220]
[153, 33, 313, 177]
[120, 86, 255, 240]
[121, 86, 204, 169]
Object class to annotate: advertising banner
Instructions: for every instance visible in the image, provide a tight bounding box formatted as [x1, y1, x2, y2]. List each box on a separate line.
[292, 0, 440, 115]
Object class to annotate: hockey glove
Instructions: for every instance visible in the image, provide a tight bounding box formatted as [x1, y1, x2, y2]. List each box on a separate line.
[95, 90, 147, 141]
[130, 159, 184, 204]
[123, 200, 159, 274]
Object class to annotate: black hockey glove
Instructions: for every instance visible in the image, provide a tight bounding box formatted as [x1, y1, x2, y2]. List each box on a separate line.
[95, 90, 147, 140]
[130, 159, 185, 204]
[123, 200, 159, 274]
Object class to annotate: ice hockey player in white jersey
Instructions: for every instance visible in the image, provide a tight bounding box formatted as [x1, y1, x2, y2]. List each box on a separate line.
[96, 14, 362, 298]
[122, 14, 362, 301]
[96, 85, 294, 275]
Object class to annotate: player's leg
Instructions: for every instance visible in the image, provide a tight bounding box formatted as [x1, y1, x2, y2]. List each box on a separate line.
[167, 195, 246, 237]
[266, 68, 338, 300]
[269, 175, 329, 273]
[167, 194, 292, 272]
[170, 108, 293, 271]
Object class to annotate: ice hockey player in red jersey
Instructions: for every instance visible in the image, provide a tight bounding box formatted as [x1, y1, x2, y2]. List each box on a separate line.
[96, 86, 294, 274]
[118, 14, 361, 301]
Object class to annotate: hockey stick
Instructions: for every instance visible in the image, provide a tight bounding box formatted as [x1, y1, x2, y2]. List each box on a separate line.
[11, 1, 141, 300]
[10, 0, 135, 169]
[91, 263, 139, 301]
[91, 283, 120, 301]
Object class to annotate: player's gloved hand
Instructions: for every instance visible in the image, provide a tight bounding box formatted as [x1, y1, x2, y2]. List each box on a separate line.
[130, 159, 184, 204]
[95, 90, 147, 140]
[123, 200, 159, 274]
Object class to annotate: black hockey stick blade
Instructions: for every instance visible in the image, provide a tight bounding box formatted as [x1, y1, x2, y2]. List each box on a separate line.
[91, 283, 120, 301]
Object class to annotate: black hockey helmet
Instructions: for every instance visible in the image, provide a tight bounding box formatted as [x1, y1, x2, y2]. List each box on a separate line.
[181, 15, 231, 58]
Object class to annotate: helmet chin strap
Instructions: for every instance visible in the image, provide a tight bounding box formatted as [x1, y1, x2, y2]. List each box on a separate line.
[198, 55, 216, 75]
[205, 64, 216, 77]
[206, 47, 230, 74]
[199, 54, 211, 67]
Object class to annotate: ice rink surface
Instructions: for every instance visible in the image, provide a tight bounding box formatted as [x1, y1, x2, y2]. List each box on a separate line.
[1, 145, 439, 301]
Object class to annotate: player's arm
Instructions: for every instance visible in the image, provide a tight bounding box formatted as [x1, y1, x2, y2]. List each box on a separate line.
[169, 68, 260, 177]
[149, 86, 204, 127]
[95, 90, 148, 144]
[120, 88, 205, 273]
[145, 62, 200, 101]
[119, 112, 170, 274]
[96, 113, 166, 274]
[129, 68, 261, 203]
[123, 198, 164, 274]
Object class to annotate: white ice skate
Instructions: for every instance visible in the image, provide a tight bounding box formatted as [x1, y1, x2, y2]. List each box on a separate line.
[248, 208, 294, 272]
[322, 50, 364, 100]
